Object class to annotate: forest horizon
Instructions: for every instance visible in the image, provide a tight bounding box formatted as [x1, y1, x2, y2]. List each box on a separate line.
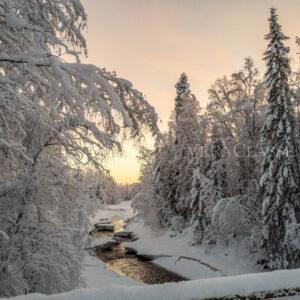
[81, 0, 300, 183]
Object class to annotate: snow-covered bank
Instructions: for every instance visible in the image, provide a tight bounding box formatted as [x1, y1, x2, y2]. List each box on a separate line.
[9, 268, 300, 300]
[90, 200, 135, 225]
[126, 220, 261, 280]
[90, 200, 261, 281]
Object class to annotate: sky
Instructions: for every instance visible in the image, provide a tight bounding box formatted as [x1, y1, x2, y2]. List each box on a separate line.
[81, 0, 300, 184]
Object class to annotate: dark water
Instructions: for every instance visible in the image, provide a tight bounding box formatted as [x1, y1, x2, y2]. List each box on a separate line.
[94, 221, 187, 285]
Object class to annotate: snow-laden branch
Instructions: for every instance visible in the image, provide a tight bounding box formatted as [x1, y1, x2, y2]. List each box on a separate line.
[0, 1, 158, 296]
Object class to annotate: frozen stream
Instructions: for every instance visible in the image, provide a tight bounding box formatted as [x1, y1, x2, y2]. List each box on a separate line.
[92, 219, 187, 285]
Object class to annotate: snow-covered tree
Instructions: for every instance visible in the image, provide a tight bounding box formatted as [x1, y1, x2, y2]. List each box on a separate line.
[152, 134, 178, 228]
[0, 0, 158, 296]
[292, 40, 300, 222]
[259, 7, 300, 269]
[130, 8, 300, 269]
[173, 74, 204, 217]
[207, 58, 265, 197]
[190, 159, 222, 243]
[141, 73, 206, 230]
[207, 125, 227, 196]
[174, 73, 201, 147]
[209, 195, 260, 248]
[132, 147, 157, 225]
[175, 73, 191, 122]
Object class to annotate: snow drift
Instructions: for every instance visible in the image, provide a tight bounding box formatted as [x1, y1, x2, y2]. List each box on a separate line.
[9, 268, 300, 300]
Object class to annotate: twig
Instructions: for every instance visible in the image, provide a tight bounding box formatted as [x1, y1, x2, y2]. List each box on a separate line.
[174, 256, 221, 272]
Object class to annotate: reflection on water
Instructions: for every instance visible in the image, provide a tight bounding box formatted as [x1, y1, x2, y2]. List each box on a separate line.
[106, 258, 185, 284]
[112, 219, 125, 233]
[95, 230, 112, 239]
[94, 219, 186, 284]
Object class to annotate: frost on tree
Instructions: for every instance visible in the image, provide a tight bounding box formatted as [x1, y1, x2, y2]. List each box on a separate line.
[175, 73, 191, 125]
[207, 58, 265, 197]
[173, 73, 204, 217]
[0, 0, 158, 297]
[259, 7, 300, 269]
[190, 162, 222, 243]
[153, 136, 178, 228]
[146, 73, 204, 229]
[132, 146, 162, 229]
[207, 125, 227, 196]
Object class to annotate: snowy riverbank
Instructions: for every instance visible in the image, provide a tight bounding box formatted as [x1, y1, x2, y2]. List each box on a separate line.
[90, 200, 261, 281]
[6, 201, 300, 300]
[126, 220, 261, 280]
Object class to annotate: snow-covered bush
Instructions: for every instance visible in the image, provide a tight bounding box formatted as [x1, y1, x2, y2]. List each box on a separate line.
[170, 216, 186, 232]
[283, 219, 300, 268]
[205, 195, 260, 247]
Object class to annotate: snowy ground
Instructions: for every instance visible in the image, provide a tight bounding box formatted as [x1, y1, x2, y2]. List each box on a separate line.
[126, 220, 261, 280]
[9, 201, 300, 299]
[90, 200, 135, 226]
[10, 268, 300, 300]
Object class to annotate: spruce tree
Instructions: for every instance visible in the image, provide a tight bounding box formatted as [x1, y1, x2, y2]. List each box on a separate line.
[208, 125, 227, 196]
[175, 73, 191, 121]
[173, 73, 202, 218]
[260, 8, 300, 269]
[152, 134, 177, 227]
[152, 73, 204, 227]
[174, 73, 194, 145]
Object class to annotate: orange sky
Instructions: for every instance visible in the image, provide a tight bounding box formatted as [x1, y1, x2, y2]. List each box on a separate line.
[81, 0, 300, 184]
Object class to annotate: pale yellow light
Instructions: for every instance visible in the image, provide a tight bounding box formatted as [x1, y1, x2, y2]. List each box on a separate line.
[104, 142, 141, 184]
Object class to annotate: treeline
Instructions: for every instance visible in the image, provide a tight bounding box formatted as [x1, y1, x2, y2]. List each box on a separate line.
[133, 8, 300, 270]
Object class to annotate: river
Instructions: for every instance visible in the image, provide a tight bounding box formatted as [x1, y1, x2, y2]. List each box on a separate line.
[92, 219, 187, 285]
